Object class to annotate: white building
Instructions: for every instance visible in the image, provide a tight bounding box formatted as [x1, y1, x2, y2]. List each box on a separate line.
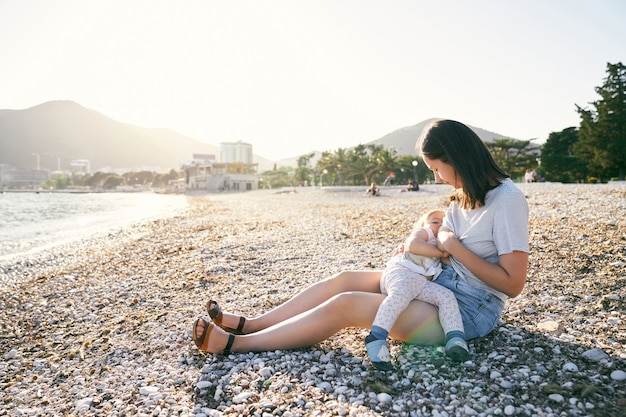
[183, 144, 258, 192]
[220, 141, 253, 164]
[70, 159, 91, 174]
[1, 168, 49, 188]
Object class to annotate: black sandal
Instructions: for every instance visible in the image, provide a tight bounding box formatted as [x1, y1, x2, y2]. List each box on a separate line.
[192, 318, 235, 355]
[206, 300, 246, 335]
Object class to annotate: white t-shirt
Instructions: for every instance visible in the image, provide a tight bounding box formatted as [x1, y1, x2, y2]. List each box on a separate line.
[441, 178, 529, 302]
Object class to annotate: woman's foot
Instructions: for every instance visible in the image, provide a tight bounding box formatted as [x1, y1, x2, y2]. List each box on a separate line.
[206, 300, 247, 334]
[192, 318, 235, 355]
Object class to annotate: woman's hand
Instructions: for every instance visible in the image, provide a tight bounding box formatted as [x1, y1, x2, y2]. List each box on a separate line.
[437, 227, 527, 298]
[436, 227, 458, 253]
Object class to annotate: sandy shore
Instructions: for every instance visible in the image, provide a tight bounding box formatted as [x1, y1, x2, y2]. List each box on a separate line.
[1, 183, 625, 416]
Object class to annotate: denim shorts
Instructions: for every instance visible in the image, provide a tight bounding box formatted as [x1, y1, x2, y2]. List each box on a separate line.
[434, 264, 505, 340]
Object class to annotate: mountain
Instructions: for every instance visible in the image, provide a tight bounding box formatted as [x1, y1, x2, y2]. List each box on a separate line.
[273, 118, 514, 168]
[0, 101, 513, 173]
[0, 101, 220, 172]
[367, 118, 513, 154]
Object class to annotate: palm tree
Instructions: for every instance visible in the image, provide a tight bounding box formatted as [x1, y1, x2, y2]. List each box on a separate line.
[372, 147, 398, 185]
[295, 152, 315, 186]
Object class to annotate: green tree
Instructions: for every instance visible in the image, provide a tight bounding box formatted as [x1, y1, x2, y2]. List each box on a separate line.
[82, 171, 111, 189]
[575, 62, 626, 181]
[294, 153, 315, 186]
[152, 169, 181, 187]
[123, 170, 155, 186]
[42, 173, 71, 190]
[541, 127, 586, 183]
[314, 145, 423, 186]
[485, 138, 539, 181]
[260, 166, 293, 188]
[334, 144, 369, 185]
[396, 155, 431, 184]
[315, 151, 334, 185]
[102, 174, 125, 190]
[372, 147, 398, 185]
[332, 148, 349, 185]
[316, 148, 350, 185]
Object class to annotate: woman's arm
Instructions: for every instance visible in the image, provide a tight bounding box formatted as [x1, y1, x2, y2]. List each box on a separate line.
[437, 228, 527, 297]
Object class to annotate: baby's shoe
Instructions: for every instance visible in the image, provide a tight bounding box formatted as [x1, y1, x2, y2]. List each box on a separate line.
[445, 336, 469, 362]
[365, 334, 393, 371]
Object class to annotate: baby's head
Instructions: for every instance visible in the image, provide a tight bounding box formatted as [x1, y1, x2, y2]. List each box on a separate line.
[416, 209, 445, 234]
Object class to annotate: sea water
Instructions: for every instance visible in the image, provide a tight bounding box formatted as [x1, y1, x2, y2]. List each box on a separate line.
[0, 191, 188, 262]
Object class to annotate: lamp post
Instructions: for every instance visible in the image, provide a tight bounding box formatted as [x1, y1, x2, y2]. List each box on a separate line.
[412, 160, 418, 182]
[322, 169, 328, 187]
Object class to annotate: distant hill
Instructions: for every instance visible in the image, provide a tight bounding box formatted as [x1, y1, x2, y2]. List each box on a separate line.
[0, 101, 221, 172]
[0, 101, 514, 173]
[274, 118, 515, 168]
[367, 118, 515, 154]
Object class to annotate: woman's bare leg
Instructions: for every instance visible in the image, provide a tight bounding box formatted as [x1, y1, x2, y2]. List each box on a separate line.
[215, 270, 384, 333]
[196, 291, 445, 353]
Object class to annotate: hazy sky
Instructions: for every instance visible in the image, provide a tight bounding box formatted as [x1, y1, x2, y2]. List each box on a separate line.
[1, 0, 624, 161]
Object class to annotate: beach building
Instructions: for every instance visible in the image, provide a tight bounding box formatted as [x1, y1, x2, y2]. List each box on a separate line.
[0, 163, 8, 187]
[70, 159, 91, 174]
[0, 167, 49, 189]
[183, 142, 258, 192]
[220, 141, 253, 164]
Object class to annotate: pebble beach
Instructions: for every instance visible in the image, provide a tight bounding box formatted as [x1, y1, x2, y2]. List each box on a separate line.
[1, 182, 625, 417]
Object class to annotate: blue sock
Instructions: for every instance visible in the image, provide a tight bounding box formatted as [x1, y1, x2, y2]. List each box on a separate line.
[445, 330, 465, 343]
[370, 325, 389, 341]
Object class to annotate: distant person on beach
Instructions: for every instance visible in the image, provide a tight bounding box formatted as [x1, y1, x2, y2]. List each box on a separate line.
[383, 172, 396, 186]
[524, 169, 537, 183]
[407, 178, 419, 191]
[365, 182, 380, 196]
[365, 209, 468, 370]
[193, 119, 529, 366]
[524, 169, 532, 183]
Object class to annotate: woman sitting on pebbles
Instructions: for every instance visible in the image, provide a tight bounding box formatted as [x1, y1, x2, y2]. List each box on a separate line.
[193, 119, 529, 367]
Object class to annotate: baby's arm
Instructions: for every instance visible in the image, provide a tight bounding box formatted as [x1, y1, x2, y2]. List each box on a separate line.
[404, 228, 447, 258]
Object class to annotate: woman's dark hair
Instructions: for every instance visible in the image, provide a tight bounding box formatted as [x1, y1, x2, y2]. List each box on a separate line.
[416, 119, 509, 209]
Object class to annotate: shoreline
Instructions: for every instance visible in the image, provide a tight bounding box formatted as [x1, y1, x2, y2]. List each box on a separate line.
[1, 183, 625, 416]
[0, 192, 189, 269]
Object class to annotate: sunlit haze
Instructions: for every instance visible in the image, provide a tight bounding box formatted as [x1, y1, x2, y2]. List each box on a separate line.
[1, 0, 624, 161]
